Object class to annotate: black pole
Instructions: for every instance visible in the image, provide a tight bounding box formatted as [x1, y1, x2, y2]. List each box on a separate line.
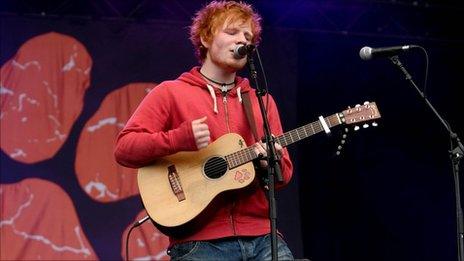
[389, 55, 464, 261]
[246, 50, 283, 261]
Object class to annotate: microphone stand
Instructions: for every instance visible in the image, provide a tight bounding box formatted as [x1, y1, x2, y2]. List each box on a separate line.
[246, 52, 283, 261]
[389, 55, 464, 261]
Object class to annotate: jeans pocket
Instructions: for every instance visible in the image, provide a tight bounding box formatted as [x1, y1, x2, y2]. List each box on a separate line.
[169, 241, 201, 260]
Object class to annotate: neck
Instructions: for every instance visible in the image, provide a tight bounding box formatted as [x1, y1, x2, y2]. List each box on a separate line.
[200, 60, 236, 85]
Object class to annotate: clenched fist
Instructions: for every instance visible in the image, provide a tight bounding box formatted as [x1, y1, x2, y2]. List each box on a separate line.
[192, 116, 210, 150]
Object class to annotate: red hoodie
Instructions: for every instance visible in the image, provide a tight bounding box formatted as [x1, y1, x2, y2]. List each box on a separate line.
[114, 67, 293, 244]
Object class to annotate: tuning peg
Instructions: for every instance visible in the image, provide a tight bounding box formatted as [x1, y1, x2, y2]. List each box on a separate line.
[372, 122, 378, 127]
[363, 123, 369, 128]
[355, 104, 361, 108]
[336, 129, 350, 156]
[363, 101, 370, 105]
[354, 126, 360, 131]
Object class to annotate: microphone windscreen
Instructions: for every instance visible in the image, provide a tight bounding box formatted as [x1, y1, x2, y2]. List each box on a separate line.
[359, 46, 372, 60]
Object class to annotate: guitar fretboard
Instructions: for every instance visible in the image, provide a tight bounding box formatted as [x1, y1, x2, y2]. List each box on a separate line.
[224, 113, 342, 169]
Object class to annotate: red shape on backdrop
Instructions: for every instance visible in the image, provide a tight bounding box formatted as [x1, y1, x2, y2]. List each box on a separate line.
[0, 32, 92, 163]
[75, 83, 156, 202]
[0, 178, 97, 260]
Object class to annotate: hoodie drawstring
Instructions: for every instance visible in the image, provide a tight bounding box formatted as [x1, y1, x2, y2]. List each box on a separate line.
[206, 84, 218, 114]
[237, 87, 242, 103]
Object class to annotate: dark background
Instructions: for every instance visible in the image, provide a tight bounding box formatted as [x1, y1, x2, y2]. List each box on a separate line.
[1, 1, 463, 260]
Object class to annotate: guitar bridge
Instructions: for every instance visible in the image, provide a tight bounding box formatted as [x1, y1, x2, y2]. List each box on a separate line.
[168, 165, 186, 202]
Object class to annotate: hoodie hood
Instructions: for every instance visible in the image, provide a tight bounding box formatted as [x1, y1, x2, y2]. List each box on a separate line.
[177, 66, 252, 114]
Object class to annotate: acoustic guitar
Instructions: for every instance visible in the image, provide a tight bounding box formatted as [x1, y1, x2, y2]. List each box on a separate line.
[138, 102, 381, 227]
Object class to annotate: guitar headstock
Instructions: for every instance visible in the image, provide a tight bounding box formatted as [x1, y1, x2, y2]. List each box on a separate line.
[341, 101, 381, 126]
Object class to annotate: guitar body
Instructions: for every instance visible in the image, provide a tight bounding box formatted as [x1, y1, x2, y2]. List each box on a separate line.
[138, 133, 255, 227]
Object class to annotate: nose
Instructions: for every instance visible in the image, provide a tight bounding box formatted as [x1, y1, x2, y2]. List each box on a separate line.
[236, 32, 249, 45]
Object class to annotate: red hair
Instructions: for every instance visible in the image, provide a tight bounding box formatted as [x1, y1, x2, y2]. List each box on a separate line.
[190, 1, 262, 62]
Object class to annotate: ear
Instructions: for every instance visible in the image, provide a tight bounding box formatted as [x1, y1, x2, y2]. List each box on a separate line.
[200, 35, 210, 49]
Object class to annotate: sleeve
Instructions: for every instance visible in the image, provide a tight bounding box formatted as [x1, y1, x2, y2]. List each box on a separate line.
[265, 95, 294, 190]
[114, 84, 197, 168]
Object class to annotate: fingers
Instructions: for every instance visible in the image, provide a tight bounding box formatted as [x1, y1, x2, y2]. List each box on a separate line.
[274, 142, 283, 158]
[196, 134, 211, 148]
[193, 126, 210, 136]
[253, 142, 267, 158]
[192, 116, 210, 150]
[255, 140, 283, 169]
[253, 138, 284, 159]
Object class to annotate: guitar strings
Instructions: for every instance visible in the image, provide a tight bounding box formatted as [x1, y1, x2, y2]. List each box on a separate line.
[204, 125, 324, 175]
[202, 117, 335, 176]
[203, 148, 256, 175]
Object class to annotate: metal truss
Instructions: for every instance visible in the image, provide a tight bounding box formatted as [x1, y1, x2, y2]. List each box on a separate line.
[1, 0, 462, 42]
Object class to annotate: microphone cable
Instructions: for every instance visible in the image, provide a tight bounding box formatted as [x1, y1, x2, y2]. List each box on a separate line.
[416, 46, 429, 98]
[254, 47, 270, 115]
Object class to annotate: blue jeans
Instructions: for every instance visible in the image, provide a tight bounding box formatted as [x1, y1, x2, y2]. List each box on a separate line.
[167, 234, 294, 260]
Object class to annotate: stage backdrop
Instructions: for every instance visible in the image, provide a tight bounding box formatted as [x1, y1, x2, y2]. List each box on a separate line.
[0, 15, 301, 260]
[1, 7, 463, 261]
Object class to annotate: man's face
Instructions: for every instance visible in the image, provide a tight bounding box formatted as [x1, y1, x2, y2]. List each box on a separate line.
[203, 19, 253, 72]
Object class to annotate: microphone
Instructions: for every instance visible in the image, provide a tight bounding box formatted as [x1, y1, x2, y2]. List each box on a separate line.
[359, 45, 417, 60]
[233, 44, 255, 59]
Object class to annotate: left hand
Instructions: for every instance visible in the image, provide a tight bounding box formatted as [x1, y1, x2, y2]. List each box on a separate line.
[252, 139, 283, 168]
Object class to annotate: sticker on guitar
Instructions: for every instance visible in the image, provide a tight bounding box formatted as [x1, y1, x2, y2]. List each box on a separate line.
[238, 139, 244, 148]
[234, 169, 251, 183]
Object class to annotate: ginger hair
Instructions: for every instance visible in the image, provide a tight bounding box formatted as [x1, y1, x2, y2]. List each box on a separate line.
[189, 1, 262, 62]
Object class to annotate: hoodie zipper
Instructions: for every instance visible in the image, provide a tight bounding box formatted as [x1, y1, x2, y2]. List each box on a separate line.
[221, 90, 235, 234]
[222, 91, 231, 133]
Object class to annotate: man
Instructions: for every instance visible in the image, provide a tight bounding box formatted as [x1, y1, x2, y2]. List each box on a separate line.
[114, 1, 294, 260]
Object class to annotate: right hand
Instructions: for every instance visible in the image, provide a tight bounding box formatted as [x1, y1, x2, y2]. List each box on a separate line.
[191, 116, 210, 150]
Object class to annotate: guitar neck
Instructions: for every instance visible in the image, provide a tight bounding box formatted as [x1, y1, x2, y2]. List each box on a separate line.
[225, 113, 342, 169]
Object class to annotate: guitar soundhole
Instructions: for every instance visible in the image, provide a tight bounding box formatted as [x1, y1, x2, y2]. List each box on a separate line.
[204, 156, 228, 179]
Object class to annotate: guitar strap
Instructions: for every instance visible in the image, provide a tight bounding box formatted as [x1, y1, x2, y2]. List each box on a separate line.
[242, 92, 259, 142]
[243, 92, 270, 189]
